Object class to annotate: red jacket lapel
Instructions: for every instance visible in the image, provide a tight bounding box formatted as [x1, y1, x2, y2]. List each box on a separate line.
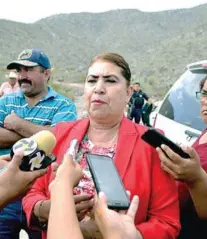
[53, 119, 90, 164]
[115, 117, 139, 179]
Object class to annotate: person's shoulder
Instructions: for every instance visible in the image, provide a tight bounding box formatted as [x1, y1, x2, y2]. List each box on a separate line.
[54, 120, 76, 130]
[53, 120, 76, 138]
[54, 91, 72, 100]
[0, 92, 19, 101]
[138, 90, 144, 95]
[134, 122, 149, 134]
[0, 82, 8, 88]
[54, 118, 86, 130]
[131, 91, 137, 97]
[142, 91, 149, 98]
[53, 91, 74, 104]
[53, 118, 88, 139]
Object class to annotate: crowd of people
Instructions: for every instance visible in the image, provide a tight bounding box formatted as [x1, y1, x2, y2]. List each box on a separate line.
[0, 49, 206, 239]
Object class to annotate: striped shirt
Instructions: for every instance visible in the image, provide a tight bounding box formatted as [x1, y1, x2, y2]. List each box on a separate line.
[0, 86, 77, 155]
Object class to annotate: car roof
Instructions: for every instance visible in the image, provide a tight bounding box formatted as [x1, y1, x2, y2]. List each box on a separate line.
[186, 60, 207, 68]
[186, 60, 207, 73]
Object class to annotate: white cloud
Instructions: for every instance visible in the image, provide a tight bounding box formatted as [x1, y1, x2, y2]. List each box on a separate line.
[0, 0, 207, 23]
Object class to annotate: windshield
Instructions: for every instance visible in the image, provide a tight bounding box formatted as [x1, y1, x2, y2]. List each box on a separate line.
[159, 70, 207, 131]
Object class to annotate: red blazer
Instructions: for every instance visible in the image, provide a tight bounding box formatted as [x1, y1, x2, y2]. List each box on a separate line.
[23, 117, 180, 239]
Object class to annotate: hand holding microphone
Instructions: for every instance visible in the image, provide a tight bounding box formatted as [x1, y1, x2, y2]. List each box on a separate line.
[11, 130, 57, 171]
[0, 149, 47, 209]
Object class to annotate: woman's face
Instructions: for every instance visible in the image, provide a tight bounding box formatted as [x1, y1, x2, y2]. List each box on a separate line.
[200, 80, 207, 124]
[84, 60, 132, 122]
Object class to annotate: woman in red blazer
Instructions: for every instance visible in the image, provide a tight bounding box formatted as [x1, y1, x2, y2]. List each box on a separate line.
[23, 53, 180, 239]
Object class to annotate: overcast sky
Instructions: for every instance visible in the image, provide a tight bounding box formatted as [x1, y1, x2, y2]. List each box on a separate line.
[0, 0, 207, 23]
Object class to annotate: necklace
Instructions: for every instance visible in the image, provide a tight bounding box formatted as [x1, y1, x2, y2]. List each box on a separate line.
[88, 132, 118, 150]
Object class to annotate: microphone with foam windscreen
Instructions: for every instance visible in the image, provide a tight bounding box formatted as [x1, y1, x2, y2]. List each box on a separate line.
[11, 130, 57, 171]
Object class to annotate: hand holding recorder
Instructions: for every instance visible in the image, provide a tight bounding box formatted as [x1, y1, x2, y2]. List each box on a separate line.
[141, 128, 190, 158]
[157, 143, 204, 184]
[141, 128, 203, 184]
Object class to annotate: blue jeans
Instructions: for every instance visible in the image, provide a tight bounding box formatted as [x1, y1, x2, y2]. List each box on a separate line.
[0, 200, 41, 239]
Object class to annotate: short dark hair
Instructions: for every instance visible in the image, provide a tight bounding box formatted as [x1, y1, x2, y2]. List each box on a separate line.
[39, 66, 46, 73]
[89, 52, 131, 86]
[134, 82, 140, 86]
[199, 75, 207, 91]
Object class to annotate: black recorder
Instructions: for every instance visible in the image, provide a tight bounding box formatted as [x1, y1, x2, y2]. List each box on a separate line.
[141, 128, 190, 159]
[86, 153, 130, 210]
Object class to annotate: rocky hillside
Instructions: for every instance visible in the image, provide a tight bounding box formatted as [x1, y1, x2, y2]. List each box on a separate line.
[0, 4, 207, 97]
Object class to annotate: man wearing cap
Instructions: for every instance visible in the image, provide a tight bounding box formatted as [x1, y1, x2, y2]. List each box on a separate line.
[0, 71, 20, 96]
[0, 49, 77, 238]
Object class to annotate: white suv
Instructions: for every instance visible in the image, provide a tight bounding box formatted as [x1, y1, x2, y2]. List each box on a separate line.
[153, 60, 207, 146]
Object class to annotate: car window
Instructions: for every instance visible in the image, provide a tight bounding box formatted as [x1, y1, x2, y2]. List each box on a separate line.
[159, 70, 207, 131]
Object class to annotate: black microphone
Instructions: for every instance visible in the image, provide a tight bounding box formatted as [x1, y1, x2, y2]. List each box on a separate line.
[11, 130, 56, 171]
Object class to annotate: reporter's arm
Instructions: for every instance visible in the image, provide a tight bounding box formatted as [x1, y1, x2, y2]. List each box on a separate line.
[94, 192, 142, 239]
[33, 200, 51, 222]
[0, 150, 46, 209]
[188, 168, 207, 219]
[47, 153, 84, 239]
[22, 168, 51, 230]
[157, 144, 207, 219]
[0, 179, 17, 209]
[48, 181, 83, 239]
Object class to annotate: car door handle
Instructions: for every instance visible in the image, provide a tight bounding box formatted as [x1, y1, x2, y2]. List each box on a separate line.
[184, 130, 200, 140]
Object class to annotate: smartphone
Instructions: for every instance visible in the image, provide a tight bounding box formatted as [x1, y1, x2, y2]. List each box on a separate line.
[141, 128, 190, 159]
[86, 153, 130, 210]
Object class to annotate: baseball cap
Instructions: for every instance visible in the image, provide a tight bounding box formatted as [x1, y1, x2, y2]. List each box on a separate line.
[7, 49, 51, 70]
